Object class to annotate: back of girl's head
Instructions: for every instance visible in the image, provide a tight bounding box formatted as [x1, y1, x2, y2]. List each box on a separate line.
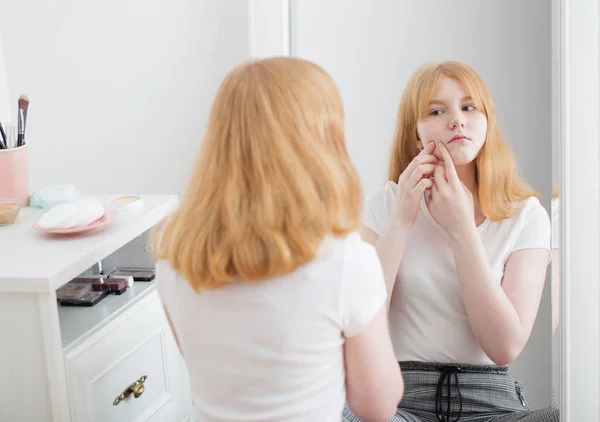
[154, 57, 361, 291]
[389, 61, 537, 221]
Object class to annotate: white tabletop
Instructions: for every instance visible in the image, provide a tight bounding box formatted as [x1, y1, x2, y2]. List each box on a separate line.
[0, 195, 178, 293]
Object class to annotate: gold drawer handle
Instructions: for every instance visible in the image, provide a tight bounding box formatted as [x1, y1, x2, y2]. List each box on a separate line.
[113, 375, 148, 406]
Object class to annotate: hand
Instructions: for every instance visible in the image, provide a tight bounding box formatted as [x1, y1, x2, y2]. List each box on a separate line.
[393, 142, 439, 229]
[426, 142, 475, 240]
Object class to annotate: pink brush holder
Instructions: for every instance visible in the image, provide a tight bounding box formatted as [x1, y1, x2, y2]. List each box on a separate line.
[0, 144, 30, 206]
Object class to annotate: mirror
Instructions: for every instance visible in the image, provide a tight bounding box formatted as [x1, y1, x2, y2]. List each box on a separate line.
[287, 0, 559, 419]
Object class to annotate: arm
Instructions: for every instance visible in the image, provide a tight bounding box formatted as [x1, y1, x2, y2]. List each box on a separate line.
[360, 142, 438, 302]
[342, 238, 404, 421]
[359, 224, 410, 305]
[551, 247, 560, 333]
[450, 227, 549, 365]
[550, 197, 561, 333]
[344, 305, 404, 422]
[428, 143, 549, 365]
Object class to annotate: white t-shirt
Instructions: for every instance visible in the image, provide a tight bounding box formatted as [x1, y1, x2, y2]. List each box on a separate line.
[551, 197, 560, 249]
[156, 233, 387, 422]
[364, 181, 552, 366]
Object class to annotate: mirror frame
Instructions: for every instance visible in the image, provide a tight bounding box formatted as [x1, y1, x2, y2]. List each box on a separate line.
[249, 1, 600, 419]
[558, 0, 600, 419]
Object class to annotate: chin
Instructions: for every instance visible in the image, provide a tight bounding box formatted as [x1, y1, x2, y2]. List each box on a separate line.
[449, 153, 477, 167]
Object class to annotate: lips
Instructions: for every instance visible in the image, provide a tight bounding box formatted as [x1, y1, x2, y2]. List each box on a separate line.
[449, 134, 468, 143]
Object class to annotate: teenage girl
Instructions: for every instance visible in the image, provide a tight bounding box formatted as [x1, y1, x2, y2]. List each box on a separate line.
[153, 57, 403, 422]
[343, 61, 559, 422]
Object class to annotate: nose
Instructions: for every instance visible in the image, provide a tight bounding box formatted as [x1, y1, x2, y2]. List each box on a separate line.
[448, 111, 466, 130]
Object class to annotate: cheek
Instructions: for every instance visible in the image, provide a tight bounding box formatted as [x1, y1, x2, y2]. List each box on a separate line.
[417, 121, 445, 143]
[471, 115, 488, 139]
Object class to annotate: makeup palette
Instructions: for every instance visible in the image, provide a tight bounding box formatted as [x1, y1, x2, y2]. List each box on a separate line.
[56, 282, 109, 307]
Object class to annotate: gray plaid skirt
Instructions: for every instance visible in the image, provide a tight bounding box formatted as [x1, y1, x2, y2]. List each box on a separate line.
[343, 362, 559, 422]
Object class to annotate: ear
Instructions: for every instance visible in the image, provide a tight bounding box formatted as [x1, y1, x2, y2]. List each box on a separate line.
[415, 129, 423, 149]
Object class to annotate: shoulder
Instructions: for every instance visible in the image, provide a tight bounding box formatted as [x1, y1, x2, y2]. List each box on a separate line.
[507, 196, 552, 253]
[363, 181, 397, 235]
[500, 196, 551, 237]
[155, 259, 177, 279]
[517, 196, 551, 226]
[489, 197, 551, 243]
[154, 259, 180, 306]
[365, 180, 397, 206]
[321, 232, 379, 265]
[343, 232, 379, 260]
[551, 197, 560, 225]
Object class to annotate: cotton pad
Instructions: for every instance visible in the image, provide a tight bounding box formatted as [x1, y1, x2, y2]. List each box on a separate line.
[71, 199, 105, 227]
[38, 203, 78, 229]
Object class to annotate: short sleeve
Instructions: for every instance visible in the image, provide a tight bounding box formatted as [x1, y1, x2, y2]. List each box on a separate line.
[512, 198, 552, 257]
[363, 181, 397, 235]
[341, 235, 388, 338]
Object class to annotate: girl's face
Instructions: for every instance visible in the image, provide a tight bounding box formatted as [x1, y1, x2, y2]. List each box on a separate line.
[416, 77, 488, 166]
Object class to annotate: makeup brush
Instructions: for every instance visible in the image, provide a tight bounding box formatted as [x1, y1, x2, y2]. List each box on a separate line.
[17, 94, 29, 147]
[0, 121, 6, 149]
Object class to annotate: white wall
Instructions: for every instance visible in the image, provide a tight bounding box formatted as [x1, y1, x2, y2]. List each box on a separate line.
[289, 0, 553, 410]
[0, 0, 249, 195]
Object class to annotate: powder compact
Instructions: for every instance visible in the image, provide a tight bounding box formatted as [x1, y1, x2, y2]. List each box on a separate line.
[56, 282, 109, 307]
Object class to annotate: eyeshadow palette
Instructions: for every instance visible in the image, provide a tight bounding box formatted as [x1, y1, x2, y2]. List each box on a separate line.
[56, 282, 109, 307]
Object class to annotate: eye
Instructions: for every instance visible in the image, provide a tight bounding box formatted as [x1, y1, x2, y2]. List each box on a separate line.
[429, 109, 444, 116]
[463, 104, 475, 112]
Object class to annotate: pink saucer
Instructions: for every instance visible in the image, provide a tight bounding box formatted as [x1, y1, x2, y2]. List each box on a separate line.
[32, 212, 115, 234]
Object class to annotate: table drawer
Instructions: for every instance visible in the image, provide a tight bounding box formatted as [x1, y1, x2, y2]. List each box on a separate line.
[64, 291, 191, 422]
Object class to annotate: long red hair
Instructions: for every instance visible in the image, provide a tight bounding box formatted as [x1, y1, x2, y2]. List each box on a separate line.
[153, 57, 362, 291]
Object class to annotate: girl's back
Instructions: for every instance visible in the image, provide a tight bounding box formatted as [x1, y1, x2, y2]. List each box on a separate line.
[157, 233, 386, 422]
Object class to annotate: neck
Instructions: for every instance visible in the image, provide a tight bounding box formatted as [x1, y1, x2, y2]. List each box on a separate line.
[455, 163, 478, 195]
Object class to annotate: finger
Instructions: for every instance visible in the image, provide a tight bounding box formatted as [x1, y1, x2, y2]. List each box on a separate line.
[407, 164, 437, 188]
[421, 141, 436, 154]
[428, 181, 438, 206]
[437, 142, 459, 185]
[433, 164, 447, 190]
[399, 144, 439, 182]
[413, 177, 432, 195]
[400, 155, 439, 184]
[401, 153, 438, 179]
[423, 180, 434, 206]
